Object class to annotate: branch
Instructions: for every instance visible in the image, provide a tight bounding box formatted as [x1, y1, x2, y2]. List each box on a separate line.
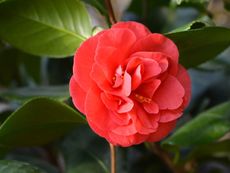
[104, 0, 117, 24]
[147, 143, 185, 173]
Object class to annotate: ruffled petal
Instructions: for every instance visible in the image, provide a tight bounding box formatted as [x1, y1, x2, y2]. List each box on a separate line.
[142, 59, 162, 80]
[85, 84, 111, 136]
[117, 98, 134, 113]
[108, 131, 148, 147]
[69, 77, 87, 114]
[112, 122, 137, 136]
[112, 21, 151, 39]
[91, 64, 111, 91]
[136, 79, 161, 98]
[130, 105, 158, 134]
[73, 33, 101, 90]
[131, 65, 142, 90]
[95, 28, 136, 79]
[87, 119, 108, 138]
[129, 51, 174, 80]
[159, 109, 183, 123]
[101, 93, 134, 113]
[110, 112, 131, 126]
[147, 121, 177, 142]
[143, 101, 159, 114]
[132, 34, 179, 64]
[176, 65, 191, 107]
[154, 75, 185, 110]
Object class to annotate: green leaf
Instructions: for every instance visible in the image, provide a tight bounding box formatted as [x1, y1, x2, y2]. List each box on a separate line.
[187, 140, 230, 160]
[83, 0, 106, 15]
[169, 16, 214, 33]
[0, 160, 45, 173]
[0, 0, 92, 57]
[171, 0, 209, 6]
[0, 85, 69, 103]
[164, 101, 230, 148]
[0, 47, 41, 86]
[166, 27, 230, 68]
[67, 162, 108, 173]
[60, 125, 109, 173]
[0, 97, 86, 147]
[0, 0, 7, 3]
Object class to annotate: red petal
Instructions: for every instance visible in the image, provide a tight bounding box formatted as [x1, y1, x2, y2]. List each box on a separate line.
[85, 84, 111, 136]
[142, 59, 162, 80]
[101, 93, 134, 113]
[95, 46, 118, 80]
[136, 79, 161, 98]
[176, 65, 191, 108]
[132, 34, 179, 64]
[154, 75, 185, 110]
[73, 34, 100, 90]
[100, 93, 118, 111]
[87, 119, 108, 138]
[110, 112, 131, 126]
[69, 77, 87, 114]
[91, 64, 111, 91]
[131, 65, 142, 90]
[108, 132, 148, 147]
[121, 71, 132, 96]
[147, 121, 177, 142]
[95, 28, 136, 79]
[129, 51, 171, 80]
[143, 101, 159, 114]
[112, 21, 151, 39]
[112, 122, 137, 136]
[159, 109, 182, 123]
[130, 105, 158, 134]
[91, 64, 132, 97]
[117, 97, 134, 113]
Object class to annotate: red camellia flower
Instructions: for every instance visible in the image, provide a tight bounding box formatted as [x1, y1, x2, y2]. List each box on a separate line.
[70, 21, 191, 147]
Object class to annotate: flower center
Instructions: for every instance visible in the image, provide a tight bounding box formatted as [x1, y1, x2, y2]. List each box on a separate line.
[113, 65, 125, 88]
[135, 94, 152, 103]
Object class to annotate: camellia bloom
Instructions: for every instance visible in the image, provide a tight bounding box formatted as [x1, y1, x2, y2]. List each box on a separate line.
[70, 21, 191, 147]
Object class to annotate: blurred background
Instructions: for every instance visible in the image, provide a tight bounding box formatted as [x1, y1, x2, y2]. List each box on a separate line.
[0, 0, 230, 173]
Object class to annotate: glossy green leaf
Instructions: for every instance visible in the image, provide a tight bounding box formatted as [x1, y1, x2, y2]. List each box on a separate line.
[0, 0, 92, 57]
[164, 101, 230, 148]
[0, 85, 69, 103]
[0, 97, 86, 147]
[166, 27, 230, 68]
[169, 16, 214, 33]
[0, 160, 45, 173]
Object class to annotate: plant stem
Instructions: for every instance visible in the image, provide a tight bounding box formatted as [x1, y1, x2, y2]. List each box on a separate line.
[43, 146, 65, 173]
[147, 143, 182, 173]
[109, 143, 116, 173]
[104, 0, 117, 24]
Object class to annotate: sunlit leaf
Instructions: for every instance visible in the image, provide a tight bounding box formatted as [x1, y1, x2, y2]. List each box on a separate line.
[0, 0, 92, 57]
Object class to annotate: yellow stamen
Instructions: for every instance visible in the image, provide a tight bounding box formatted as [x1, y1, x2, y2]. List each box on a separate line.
[135, 94, 152, 103]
